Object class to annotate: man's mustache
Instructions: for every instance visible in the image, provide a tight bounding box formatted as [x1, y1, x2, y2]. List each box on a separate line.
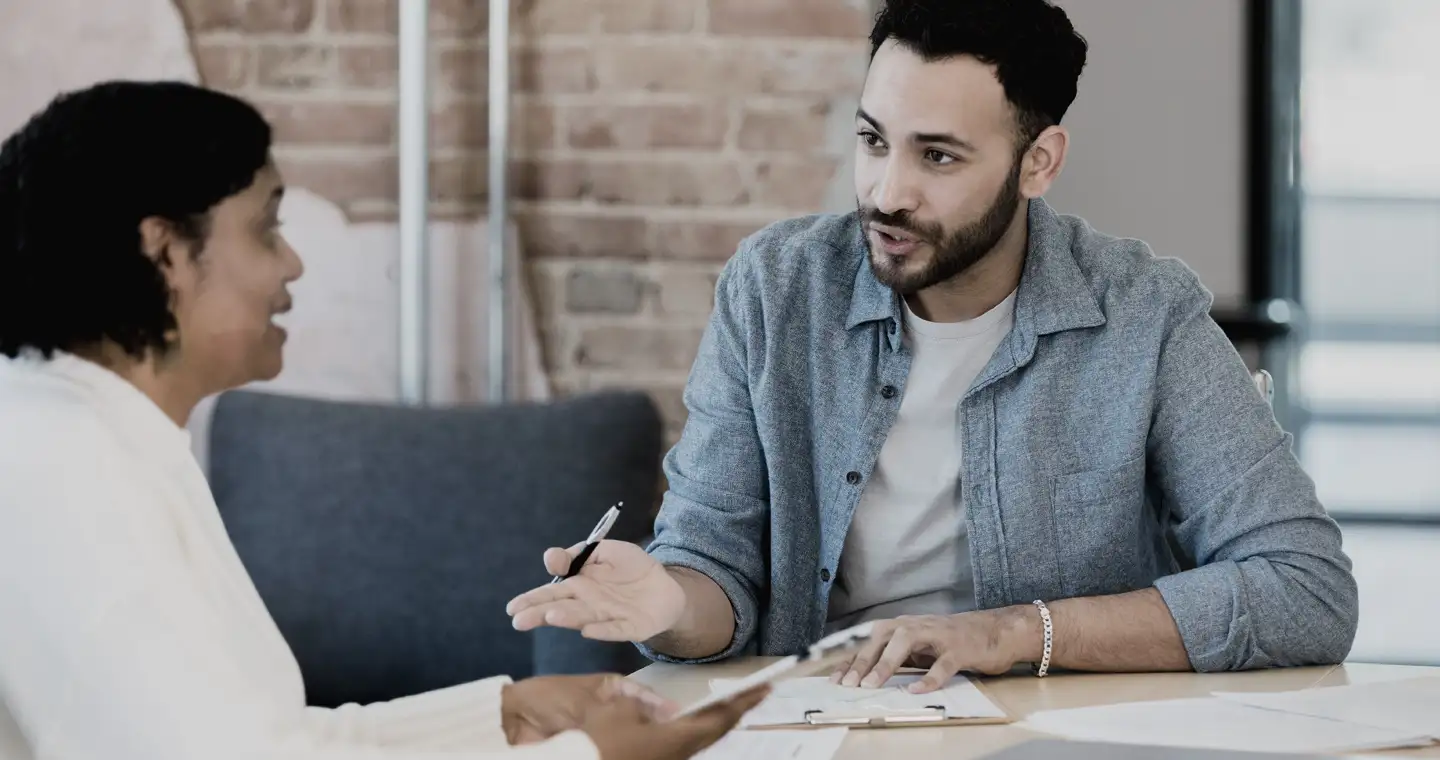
[859, 207, 943, 244]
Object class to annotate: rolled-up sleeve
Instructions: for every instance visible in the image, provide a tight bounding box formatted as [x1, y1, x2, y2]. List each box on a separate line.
[1148, 274, 1359, 672]
[637, 245, 771, 664]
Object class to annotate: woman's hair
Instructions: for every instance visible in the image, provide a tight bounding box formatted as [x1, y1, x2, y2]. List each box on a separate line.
[0, 80, 273, 360]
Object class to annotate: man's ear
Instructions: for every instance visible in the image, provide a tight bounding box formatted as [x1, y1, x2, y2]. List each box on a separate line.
[1019, 125, 1070, 199]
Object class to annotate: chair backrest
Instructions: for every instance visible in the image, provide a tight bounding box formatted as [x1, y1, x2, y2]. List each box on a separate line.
[207, 389, 662, 707]
[1254, 369, 1274, 406]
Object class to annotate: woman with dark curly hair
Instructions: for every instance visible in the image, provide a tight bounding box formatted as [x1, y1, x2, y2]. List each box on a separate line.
[0, 80, 762, 760]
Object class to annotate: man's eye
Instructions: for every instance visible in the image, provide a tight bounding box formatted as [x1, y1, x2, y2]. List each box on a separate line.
[925, 150, 957, 165]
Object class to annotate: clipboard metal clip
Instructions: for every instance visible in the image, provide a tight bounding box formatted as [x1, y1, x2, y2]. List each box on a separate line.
[802, 706, 947, 728]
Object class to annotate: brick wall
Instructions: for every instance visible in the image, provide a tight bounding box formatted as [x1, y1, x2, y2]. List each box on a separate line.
[177, 0, 872, 442]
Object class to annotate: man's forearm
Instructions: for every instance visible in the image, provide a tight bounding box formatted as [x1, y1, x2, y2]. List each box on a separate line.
[1007, 587, 1192, 672]
[642, 567, 736, 660]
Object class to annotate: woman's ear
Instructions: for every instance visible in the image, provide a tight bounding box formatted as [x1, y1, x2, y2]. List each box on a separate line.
[137, 216, 173, 267]
[138, 218, 187, 346]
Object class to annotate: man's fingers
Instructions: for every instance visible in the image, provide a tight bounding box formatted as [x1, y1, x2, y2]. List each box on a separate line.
[579, 619, 641, 642]
[860, 628, 914, 688]
[528, 598, 610, 630]
[908, 654, 962, 694]
[505, 582, 573, 617]
[840, 627, 894, 687]
[829, 655, 856, 684]
[511, 595, 602, 632]
[510, 604, 555, 632]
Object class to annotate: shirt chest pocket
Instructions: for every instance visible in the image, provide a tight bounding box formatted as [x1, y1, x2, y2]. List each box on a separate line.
[1050, 455, 1149, 598]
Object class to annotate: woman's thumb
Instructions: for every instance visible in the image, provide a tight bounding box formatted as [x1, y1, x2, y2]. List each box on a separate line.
[666, 685, 771, 755]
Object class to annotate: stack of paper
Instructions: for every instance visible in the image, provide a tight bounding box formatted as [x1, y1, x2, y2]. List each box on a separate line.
[692, 728, 848, 760]
[709, 674, 1008, 728]
[1021, 695, 1435, 755]
[1213, 676, 1440, 738]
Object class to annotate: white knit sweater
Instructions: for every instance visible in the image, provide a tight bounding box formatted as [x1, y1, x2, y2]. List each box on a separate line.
[0, 352, 599, 760]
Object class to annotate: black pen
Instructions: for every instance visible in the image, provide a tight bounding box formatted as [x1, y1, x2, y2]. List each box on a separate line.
[551, 503, 623, 584]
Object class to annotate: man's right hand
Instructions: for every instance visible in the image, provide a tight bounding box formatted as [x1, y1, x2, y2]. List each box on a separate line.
[582, 685, 770, 760]
[506, 539, 686, 642]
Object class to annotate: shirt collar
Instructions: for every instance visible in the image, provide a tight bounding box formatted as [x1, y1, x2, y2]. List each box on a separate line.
[845, 198, 1106, 355]
[843, 215, 906, 351]
[0, 348, 195, 457]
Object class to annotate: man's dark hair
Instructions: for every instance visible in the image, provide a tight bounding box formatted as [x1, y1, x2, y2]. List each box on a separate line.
[0, 80, 272, 360]
[870, 0, 1088, 147]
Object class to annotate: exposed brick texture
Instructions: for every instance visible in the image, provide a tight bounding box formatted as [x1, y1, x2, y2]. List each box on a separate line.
[709, 0, 873, 38]
[182, 0, 871, 473]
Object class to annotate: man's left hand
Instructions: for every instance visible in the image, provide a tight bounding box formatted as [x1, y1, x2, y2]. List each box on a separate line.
[830, 609, 1034, 694]
[501, 674, 678, 745]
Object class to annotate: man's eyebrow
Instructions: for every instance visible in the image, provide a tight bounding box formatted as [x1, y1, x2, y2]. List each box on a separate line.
[857, 108, 885, 135]
[857, 108, 977, 153]
[913, 131, 977, 153]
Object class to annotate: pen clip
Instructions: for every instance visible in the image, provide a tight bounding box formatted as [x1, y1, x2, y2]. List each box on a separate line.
[549, 502, 623, 584]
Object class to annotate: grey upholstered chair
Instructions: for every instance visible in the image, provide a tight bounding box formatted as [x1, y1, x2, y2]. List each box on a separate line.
[1254, 369, 1274, 406]
[206, 389, 662, 708]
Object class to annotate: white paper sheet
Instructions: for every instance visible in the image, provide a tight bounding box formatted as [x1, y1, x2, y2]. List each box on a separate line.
[709, 674, 1007, 728]
[1020, 696, 1435, 755]
[1213, 676, 1440, 739]
[692, 728, 848, 760]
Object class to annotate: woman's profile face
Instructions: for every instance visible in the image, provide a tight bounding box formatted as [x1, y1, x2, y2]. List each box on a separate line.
[159, 161, 304, 393]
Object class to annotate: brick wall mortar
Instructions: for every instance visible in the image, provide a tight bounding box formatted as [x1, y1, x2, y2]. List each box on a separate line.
[179, 0, 870, 463]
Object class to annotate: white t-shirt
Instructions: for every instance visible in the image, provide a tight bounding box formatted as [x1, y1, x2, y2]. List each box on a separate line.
[826, 289, 1018, 630]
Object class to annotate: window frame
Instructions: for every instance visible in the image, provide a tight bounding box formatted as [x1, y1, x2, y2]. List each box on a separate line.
[1250, 0, 1440, 525]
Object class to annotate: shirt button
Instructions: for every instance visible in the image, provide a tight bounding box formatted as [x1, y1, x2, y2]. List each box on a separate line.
[880, 384, 897, 399]
[820, 568, 832, 582]
[845, 471, 861, 485]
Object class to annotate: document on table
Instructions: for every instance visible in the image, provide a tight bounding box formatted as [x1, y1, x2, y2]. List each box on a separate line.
[1213, 676, 1440, 739]
[708, 674, 1007, 728]
[1020, 696, 1435, 755]
[692, 728, 848, 760]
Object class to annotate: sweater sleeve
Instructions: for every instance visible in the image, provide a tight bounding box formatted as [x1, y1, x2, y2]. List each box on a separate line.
[85, 594, 600, 760]
[310, 677, 514, 750]
[0, 425, 600, 760]
[305, 678, 590, 758]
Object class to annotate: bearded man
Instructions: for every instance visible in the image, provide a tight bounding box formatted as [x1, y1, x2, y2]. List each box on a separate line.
[507, 0, 1358, 692]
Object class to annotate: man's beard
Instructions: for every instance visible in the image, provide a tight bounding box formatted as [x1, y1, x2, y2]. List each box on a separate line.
[861, 162, 1023, 294]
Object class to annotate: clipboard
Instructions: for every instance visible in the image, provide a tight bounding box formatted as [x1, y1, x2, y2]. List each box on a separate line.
[674, 622, 877, 719]
[742, 673, 1017, 731]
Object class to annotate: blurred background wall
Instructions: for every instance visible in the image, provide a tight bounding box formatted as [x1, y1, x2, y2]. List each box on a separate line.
[178, 0, 877, 447]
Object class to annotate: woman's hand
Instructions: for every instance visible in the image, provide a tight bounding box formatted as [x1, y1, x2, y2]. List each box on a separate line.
[501, 673, 676, 744]
[582, 685, 771, 760]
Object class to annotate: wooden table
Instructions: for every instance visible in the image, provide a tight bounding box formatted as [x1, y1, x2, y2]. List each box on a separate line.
[630, 659, 1440, 759]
